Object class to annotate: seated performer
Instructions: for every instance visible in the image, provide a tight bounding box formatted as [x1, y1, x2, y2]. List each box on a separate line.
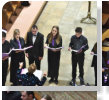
[17, 63, 47, 86]
[2, 32, 11, 86]
[68, 27, 89, 86]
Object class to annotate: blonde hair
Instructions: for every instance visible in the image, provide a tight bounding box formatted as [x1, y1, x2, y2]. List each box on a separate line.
[28, 63, 36, 74]
[13, 29, 20, 38]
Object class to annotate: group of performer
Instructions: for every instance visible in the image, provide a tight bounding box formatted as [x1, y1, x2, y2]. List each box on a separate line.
[2, 25, 97, 86]
[2, 91, 52, 100]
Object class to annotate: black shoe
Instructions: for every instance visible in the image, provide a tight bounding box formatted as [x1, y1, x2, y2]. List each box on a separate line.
[80, 80, 85, 85]
[54, 80, 58, 84]
[49, 78, 54, 83]
[69, 80, 76, 86]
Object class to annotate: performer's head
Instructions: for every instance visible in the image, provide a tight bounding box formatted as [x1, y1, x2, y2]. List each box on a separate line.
[75, 27, 82, 38]
[51, 25, 59, 37]
[28, 63, 36, 74]
[48, 25, 61, 45]
[31, 25, 38, 35]
[13, 29, 20, 40]
[2, 32, 6, 44]
[41, 94, 52, 100]
[21, 91, 35, 100]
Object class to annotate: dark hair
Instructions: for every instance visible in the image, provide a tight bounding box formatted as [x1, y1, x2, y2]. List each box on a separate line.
[26, 91, 35, 98]
[42, 94, 52, 100]
[75, 27, 82, 33]
[32, 25, 38, 29]
[2, 32, 6, 38]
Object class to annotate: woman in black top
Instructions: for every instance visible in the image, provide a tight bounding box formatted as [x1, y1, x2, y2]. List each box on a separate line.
[2, 32, 11, 86]
[10, 29, 26, 86]
[45, 26, 62, 84]
[91, 42, 97, 86]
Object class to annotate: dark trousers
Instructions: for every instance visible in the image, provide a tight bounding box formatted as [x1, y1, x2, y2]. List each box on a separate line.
[28, 55, 41, 70]
[72, 53, 84, 80]
[2, 60, 8, 86]
[94, 66, 97, 86]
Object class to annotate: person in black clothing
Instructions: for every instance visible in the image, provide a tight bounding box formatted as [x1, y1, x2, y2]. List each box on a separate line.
[2, 32, 11, 86]
[10, 29, 26, 86]
[26, 25, 44, 70]
[17, 62, 47, 86]
[91, 42, 97, 86]
[2, 91, 22, 100]
[68, 27, 89, 86]
[45, 26, 62, 84]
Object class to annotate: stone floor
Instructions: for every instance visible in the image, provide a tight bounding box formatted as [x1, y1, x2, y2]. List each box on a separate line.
[5, 1, 97, 86]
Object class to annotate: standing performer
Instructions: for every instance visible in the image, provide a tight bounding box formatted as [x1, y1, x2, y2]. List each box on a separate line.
[26, 25, 44, 70]
[68, 27, 89, 86]
[10, 29, 26, 85]
[91, 42, 97, 86]
[2, 32, 11, 86]
[45, 26, 62, 84]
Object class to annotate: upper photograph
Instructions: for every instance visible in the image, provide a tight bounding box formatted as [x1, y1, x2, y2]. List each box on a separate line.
[102, 1, 109, 86]
[2, 1, 97, 86]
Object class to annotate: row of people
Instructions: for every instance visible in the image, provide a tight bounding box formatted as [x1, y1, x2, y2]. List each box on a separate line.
[2, 25, 97, 86]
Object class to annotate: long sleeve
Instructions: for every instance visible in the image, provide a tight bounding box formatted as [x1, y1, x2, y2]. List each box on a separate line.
[39, 35, 44, 57]
[17, 69, 24, 80]
[45, 34, 49, 44]
[35, 76, 47, 86]
[25, 32, 30, 53]
[10, 40, 15, 49]
[91, 43, 97, 54]
[82, 38, 89, 52]
[69, 37, 73, 47]
[58, 36, 62, 47]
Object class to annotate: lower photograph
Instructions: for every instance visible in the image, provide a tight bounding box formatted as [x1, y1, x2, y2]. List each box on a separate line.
[2, 91, 97, 100]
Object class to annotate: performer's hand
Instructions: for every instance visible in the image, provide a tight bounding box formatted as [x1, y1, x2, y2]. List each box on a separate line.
[15, 50, 22, 53]
[19, 62, 23, 69]
[44, 44, 48, 48]
[2, 56, 9, 61]
[68, 47, 71, 51]
[51, 49, 57, 52]
[78, 49, 82, 54]
[43, 72, 47, 77]
[26, 53, 29, 58]
[90, 52, 94, 55]
[39, 57, 43, 60]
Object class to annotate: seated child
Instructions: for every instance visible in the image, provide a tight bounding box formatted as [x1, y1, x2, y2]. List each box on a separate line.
[17, 62, 47, 86]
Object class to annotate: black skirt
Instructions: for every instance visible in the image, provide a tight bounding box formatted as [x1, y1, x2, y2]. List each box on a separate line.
[91, 55, 97, 67]
[47, 50, 61, 78]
